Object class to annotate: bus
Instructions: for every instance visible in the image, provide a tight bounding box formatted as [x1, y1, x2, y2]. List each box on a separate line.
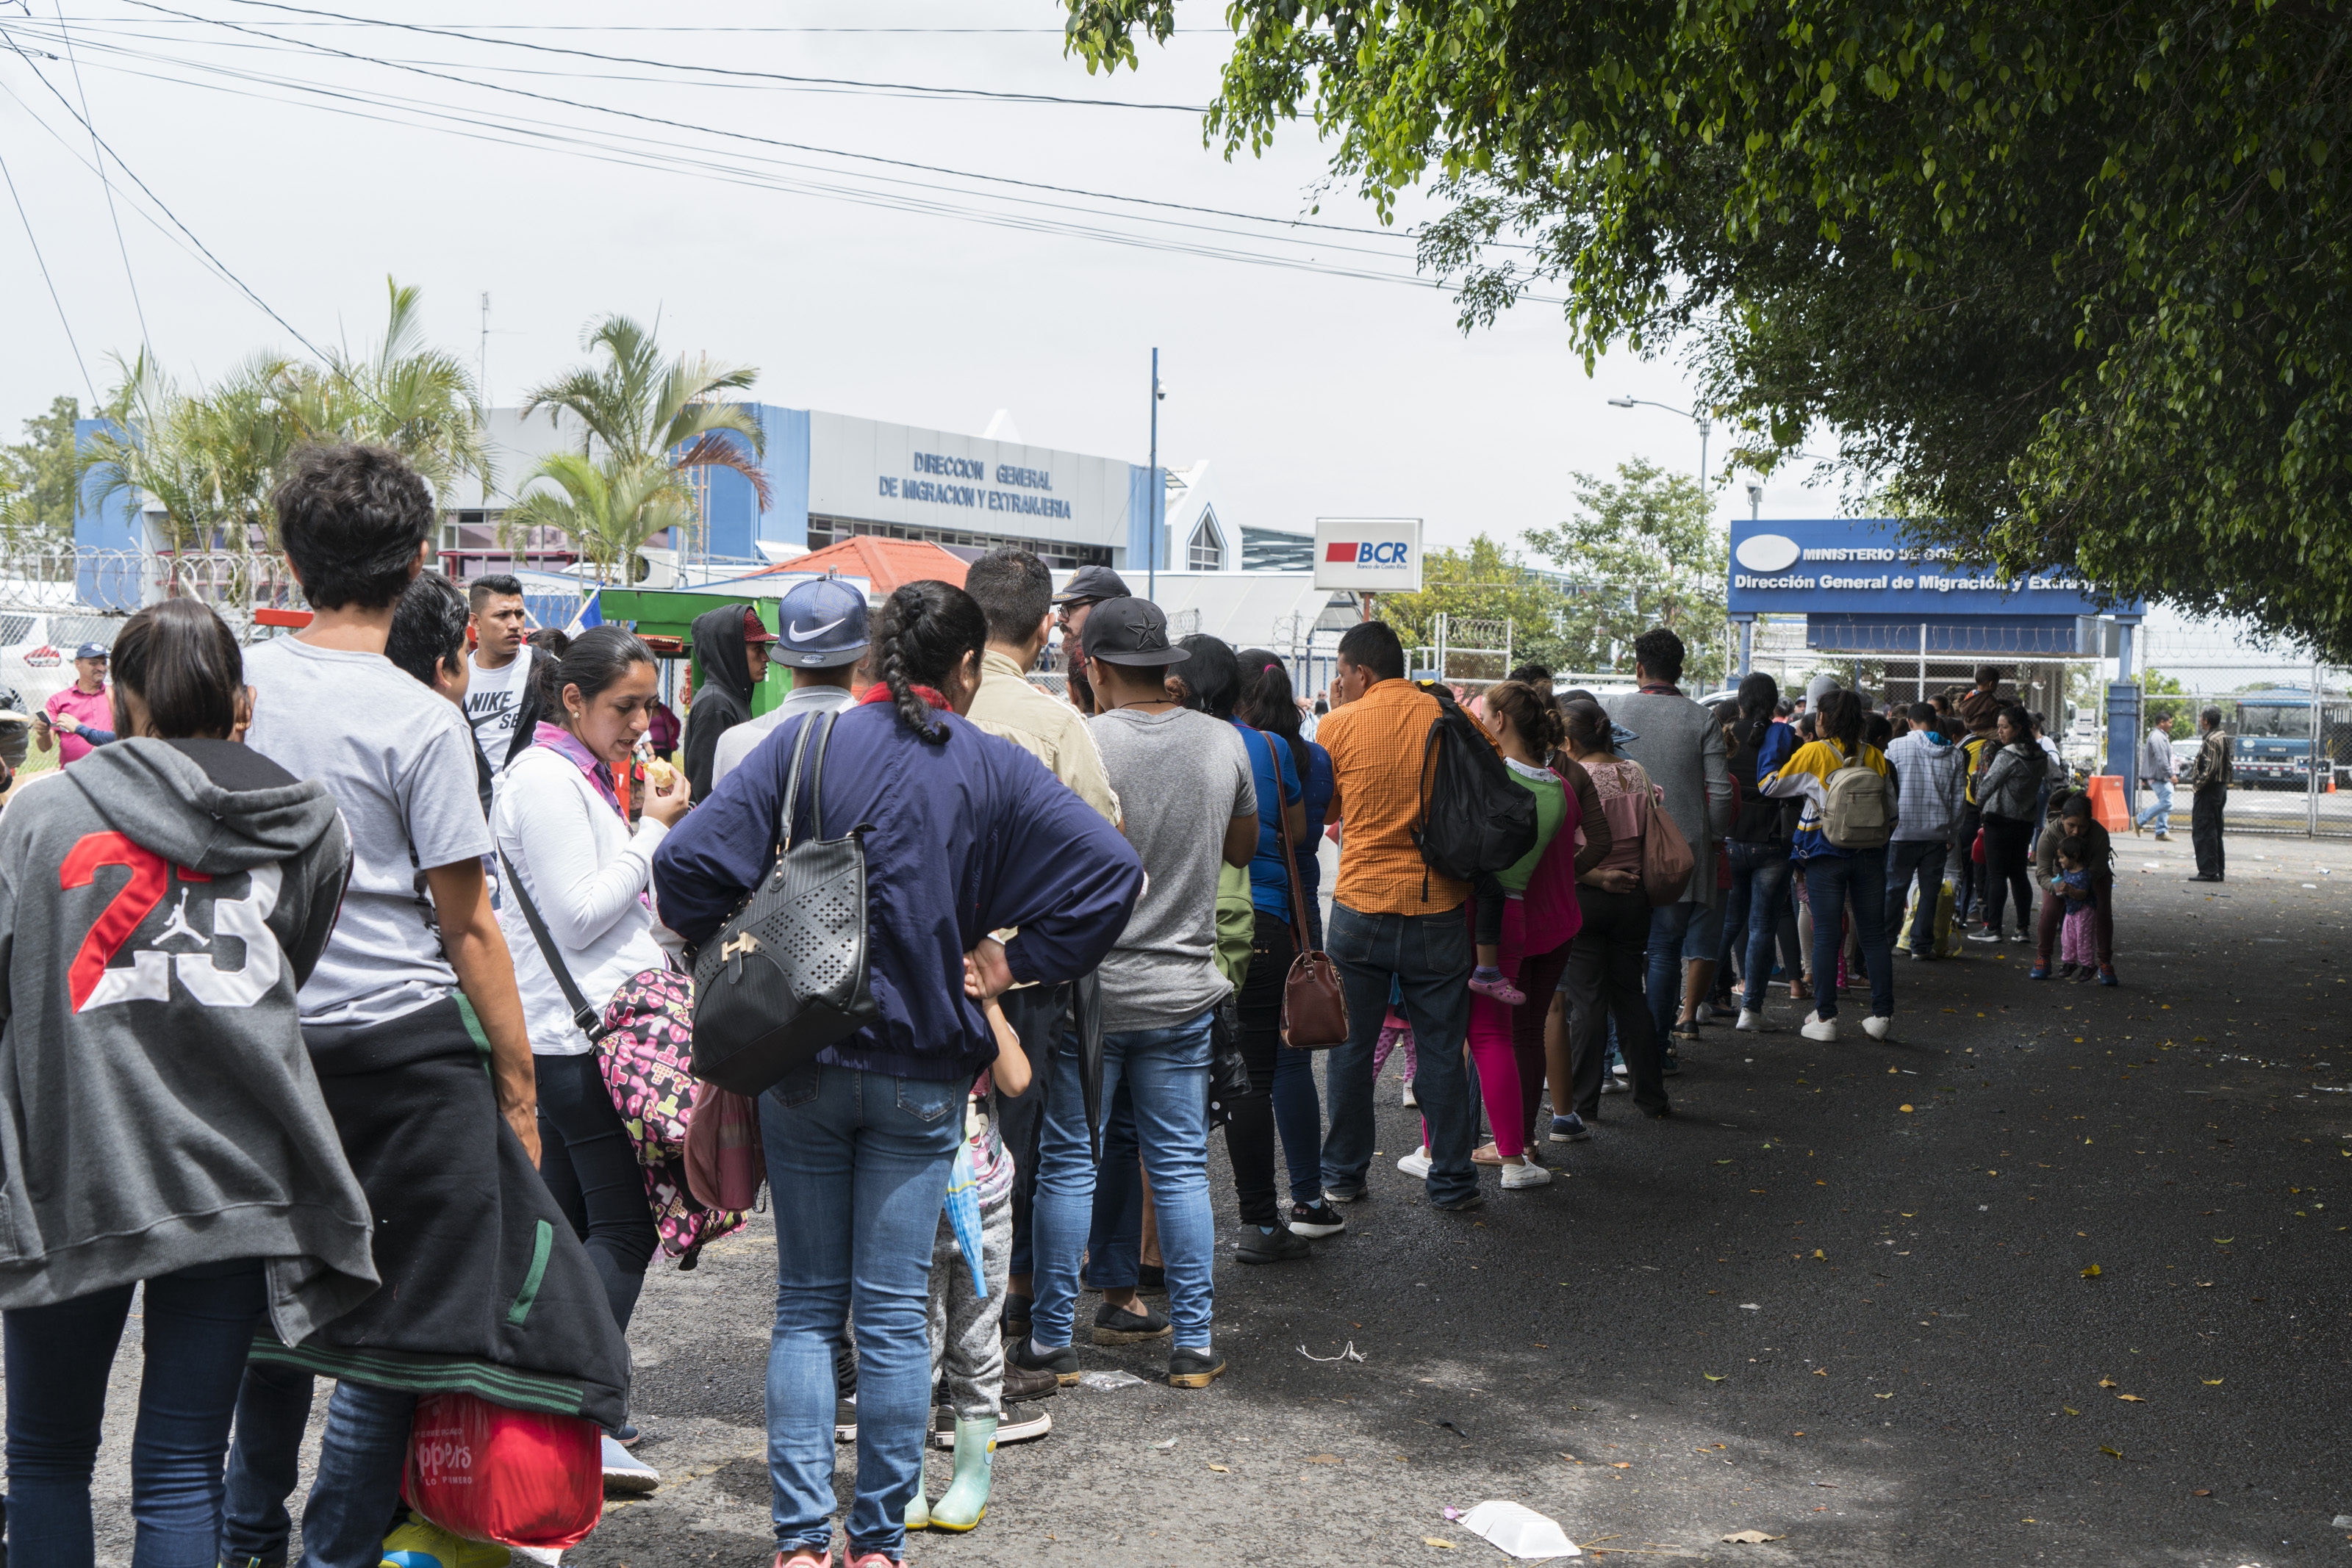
[2229, 686, 2352, 790]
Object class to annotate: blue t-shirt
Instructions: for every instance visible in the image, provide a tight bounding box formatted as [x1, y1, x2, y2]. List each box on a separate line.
[1231, 721, 1304, 919]
[1294, 739, 1334, 902]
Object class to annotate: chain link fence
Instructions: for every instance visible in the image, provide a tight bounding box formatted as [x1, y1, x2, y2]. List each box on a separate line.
[2137, 625, 2352, 838]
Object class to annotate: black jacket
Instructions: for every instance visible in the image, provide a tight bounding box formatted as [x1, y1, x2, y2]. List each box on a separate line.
[681, 604, 758, 802]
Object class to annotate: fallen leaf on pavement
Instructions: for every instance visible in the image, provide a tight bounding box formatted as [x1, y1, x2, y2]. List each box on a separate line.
[1721, 1531, 1785, 1544]
[1899, 1104, 1915, 1113]
[2118, 1394, 2145, 1402]
[2099, 1377, 2118, 1388]
[2082, 1264, 2103, 1278]
[1208, 1464, 1229, 1472]
[2203, 1378, 2224, 1385]
[2193, 1489, 2212, 1496]
[2098, 1446, 2123, 1459]
[2215, 1237, 2234, 1245]
[1874, 1392, 1894, 1399]
[1704, 1373, 1727, 1381]
[1813, 1367, 1829, 1376]
[1305, 1454, 1341, 1464]
[1812, 1249, 1825, 1259]
[2063, 1407, 2081, 1415]
[1424, 1539, 1456, 1550]
[1613, 1461, 1632, 1469]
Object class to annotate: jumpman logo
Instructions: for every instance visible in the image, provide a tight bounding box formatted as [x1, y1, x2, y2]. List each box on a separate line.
[154, 888, 209, 949]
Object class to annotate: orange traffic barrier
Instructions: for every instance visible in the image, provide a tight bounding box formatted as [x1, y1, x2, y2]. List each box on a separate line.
[2086, 774, 2129, 833]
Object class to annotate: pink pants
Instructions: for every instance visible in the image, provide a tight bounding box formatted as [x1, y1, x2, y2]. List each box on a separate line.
[1461, 896, 1537, 1159]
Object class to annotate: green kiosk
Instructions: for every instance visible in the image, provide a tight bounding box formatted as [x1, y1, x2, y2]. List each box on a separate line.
[595, 569, 870, 717]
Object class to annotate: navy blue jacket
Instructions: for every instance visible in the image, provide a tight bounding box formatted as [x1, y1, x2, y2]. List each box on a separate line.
[651, 700, 1143, 1082]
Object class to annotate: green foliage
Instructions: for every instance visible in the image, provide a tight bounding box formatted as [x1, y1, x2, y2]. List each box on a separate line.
[1061, 0, 2352, 660]
[1523, 459, 1729, 685]
[1374, 533, 1571, 677]
[0, 396, 82, 541]
[514, 315, 767, 580]
[72, 279, 488, 550]
[2140, 666, 2192, 729]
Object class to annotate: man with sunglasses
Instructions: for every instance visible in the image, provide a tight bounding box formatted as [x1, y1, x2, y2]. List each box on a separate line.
[35, 642, 117, 764]
[1051, 564, 1130, 716]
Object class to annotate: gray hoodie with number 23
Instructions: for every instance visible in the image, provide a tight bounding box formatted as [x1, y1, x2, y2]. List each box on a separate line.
[0, 737, 377, 1343]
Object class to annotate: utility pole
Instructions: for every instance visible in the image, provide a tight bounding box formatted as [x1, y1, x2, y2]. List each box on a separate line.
[1147, 348, 1162, 600]
[478, 292, 490, 409]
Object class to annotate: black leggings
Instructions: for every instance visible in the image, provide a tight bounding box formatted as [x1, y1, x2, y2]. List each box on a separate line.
[535, 1050, 657, 1332]
[1977, 814, 2037, 936]
[1222, 908, 1299, 1229]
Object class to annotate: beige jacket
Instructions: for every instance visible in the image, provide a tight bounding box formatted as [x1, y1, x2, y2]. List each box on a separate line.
[967, 647, 1120, 823]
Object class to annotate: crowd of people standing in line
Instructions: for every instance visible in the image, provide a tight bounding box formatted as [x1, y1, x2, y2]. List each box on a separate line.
[0, 434, 2243, 1568]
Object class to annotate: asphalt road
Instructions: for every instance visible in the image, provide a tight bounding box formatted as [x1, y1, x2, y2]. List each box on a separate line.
[53, 825, 2352, 1566]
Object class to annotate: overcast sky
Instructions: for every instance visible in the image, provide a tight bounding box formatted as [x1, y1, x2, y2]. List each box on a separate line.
[0, 0, 1849, 556]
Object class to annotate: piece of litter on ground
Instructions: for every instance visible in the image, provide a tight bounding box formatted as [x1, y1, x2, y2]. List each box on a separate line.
[1075, 1370, 1146, 1392]
[1738, 1303, 1761, 1310]
[1147, 1436, 1179, 1450]
[1461, 1500, 1580, 1558]
[1720, 1530, 1785, 1544]
[2331, 1513, 2352, 1528]
[1299, 1340, 1366, 1363]
[1425, 1539, 1458, 1550]
[1207, 1463, 1228, 1472]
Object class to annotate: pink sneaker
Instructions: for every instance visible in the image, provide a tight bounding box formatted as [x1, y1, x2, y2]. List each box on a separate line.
[845, 1553, 903, 1568]
[775, 1550, 832, 1568]
[1468, 969, 1527, 1007]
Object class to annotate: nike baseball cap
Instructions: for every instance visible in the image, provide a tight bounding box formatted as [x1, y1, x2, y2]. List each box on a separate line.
[1080, 596, 1191, 667]
[772, 578, 870, 669]
[1051, 564, 1131, 607]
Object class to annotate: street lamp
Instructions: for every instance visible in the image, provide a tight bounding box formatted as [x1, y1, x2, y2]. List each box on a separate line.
[1606, 395, 1712, 489]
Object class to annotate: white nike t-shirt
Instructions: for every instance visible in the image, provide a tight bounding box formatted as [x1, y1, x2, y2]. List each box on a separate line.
[465, 644, 533, 774]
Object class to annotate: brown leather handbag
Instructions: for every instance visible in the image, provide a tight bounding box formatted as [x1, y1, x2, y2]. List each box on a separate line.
[1641, 779, 1697, 907]
[1254, 727, 1350, 1050]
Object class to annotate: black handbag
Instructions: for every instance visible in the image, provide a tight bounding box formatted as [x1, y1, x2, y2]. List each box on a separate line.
[689, 710, 878, 1095]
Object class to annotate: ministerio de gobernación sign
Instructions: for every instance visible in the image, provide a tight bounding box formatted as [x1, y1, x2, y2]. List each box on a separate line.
[1727, 519, 2141, 621]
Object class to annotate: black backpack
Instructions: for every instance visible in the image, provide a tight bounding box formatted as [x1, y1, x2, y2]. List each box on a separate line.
[1410, 682, 1539, 896]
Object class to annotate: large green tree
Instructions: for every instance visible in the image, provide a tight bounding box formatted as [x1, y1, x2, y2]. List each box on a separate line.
[1063, 1, 2352, 660]
[1374, 533, 1574, 677]
[1524, 459, 1730, 685]
[0, 395, 82, 542]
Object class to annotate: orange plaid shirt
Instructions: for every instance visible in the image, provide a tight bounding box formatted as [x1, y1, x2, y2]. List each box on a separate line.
[1320, 678, 1469, 916]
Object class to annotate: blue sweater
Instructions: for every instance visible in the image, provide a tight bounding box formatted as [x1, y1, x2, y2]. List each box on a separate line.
[651, 702, 1144, 1082]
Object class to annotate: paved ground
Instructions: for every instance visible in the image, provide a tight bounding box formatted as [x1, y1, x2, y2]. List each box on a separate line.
[57, 824, 2352, 1566]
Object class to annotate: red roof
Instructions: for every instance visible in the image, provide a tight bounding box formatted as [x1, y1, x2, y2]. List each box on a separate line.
[758, 537, 968, 595]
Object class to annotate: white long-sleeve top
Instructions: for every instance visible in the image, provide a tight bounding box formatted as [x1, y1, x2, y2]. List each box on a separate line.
[490, 744, 671, 1055]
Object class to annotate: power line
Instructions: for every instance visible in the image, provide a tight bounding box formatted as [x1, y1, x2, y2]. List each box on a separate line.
[1, 30, 354, 386]
[0, 141, 98, 407]
[51, 0, 151, 353]
[218, 0, 1209, 112]
[87, 4, 1474, 248]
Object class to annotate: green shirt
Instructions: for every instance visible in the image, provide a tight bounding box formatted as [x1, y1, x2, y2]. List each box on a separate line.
[1494, 760, 1567, 893]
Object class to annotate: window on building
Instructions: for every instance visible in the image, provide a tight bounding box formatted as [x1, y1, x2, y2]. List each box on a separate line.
[1187, 511, 1224, 572]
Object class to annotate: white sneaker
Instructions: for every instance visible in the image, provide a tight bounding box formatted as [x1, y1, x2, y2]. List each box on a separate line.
[1735, 1009, 1774, 1032]
[1500, 1160, 1552, 1189]
[1396, 1147, 1433, 1179]
[601, 1432, 659, 1495]
[1800, 1014, 1840, 1043]
[1862, 1015, 1893, 1041]
[1401, 1081, 1418, 1107]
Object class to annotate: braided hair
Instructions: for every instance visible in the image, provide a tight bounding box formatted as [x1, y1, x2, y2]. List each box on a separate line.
[873, 580, 988, 743]
[1482, 679, 1567, 758]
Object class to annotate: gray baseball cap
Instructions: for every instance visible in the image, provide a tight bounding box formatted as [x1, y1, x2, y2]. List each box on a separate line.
[1051, 564, 1132, 606]
[773, 578, 870, 669]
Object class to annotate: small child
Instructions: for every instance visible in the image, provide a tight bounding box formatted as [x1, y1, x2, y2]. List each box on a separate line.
[910, 991, 1036, 1533]
[2055, 836, 2098, 980]
[1468, 874, 1528, 1004]
[1369, 976, 1420, 1106]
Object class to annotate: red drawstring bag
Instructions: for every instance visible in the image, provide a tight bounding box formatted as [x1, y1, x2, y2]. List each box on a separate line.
[401, 1391, 602, 1548]
[683, 1082, 767, 1212]
[1971, 827, 1987, 865]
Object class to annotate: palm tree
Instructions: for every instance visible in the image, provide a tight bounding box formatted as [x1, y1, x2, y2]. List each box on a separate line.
[76, 350, 304, 552]
[509, 314, 768, 578]
[297, 277, 494, 511]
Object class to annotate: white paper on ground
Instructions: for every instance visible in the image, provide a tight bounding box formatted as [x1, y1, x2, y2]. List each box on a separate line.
[1460, 1500, 1580, 1558]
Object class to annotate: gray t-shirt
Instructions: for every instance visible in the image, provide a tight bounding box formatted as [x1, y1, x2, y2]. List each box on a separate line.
[710, 682, 858, 790]
[244, 636, 492, 1029]
[1086, 706, 1255, 1032]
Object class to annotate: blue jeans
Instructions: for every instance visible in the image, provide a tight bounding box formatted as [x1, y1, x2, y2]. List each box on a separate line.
[1886, 838, 1949, 953]
[1799, 849, 1896, 1021]
[1644, 900, 1701, 1041]
[759, 1065, 964, 1559]
[1034, 1011, 1216, 1351]
[1728, 841, 1796, 1011]
[1083, 1086, 1144, 1289]
[221, 1364, 415, 1568]
[1321, 903, 1477, 1207]
[2136, 775, 2174, 831]
[4, 1259, 262, 1568]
